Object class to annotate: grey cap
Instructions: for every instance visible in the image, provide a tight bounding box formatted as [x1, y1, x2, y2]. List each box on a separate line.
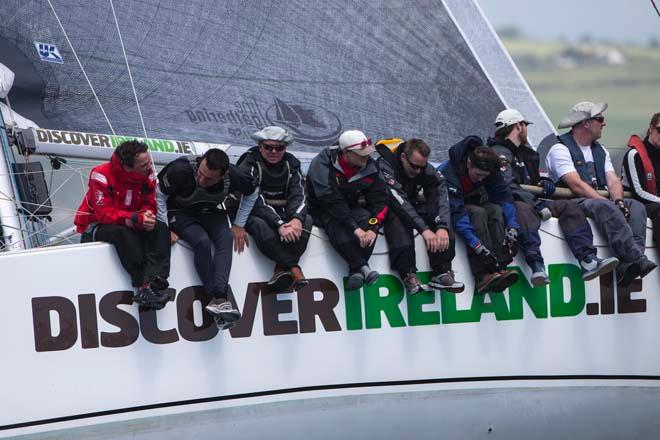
[250, 126, 294, 145]
[558, 101, 608, 129]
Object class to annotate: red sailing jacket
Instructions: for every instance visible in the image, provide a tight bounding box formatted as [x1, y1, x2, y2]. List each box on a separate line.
[628, 135, 657, 195]
[74, 154, 157, 233]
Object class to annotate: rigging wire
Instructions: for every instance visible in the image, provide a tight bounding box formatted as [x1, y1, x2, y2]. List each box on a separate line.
[108, 0, 158, 176]
[108, 0, 147, 140]
[652, 0, 660, 18]
[0, 213, 79, 251]
[44, 0, 116, 135]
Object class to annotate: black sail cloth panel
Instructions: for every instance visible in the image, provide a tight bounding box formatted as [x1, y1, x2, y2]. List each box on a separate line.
[0, 0, 504, 161]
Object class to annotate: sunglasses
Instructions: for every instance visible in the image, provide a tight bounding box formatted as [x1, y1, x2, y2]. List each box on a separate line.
[346, 137, 372, 150]
[261, 143, 286, 152]
[591, 116, 605, 123]
[403, 153, 426, 171]
[655, 126, 660, 134]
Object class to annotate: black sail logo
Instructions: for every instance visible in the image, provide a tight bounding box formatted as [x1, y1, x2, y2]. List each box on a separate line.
[266, 98, 342, 147]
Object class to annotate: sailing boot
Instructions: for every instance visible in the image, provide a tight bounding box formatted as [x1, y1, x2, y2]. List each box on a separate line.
[476, 272, 502, 295]
[492, 269, 519, 292]
[529, 260, 550, 287]
[580, 255, 619, 281]
[428, 271, 465, 293]
[290, 265, 309, 291]
[267, 264, 294, 293]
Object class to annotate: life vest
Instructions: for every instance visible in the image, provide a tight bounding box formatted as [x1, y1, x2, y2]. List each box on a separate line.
[255, 159, 291, 200]
[487, 138, 539, 185]
[167, 155, 231, 213]
[556, 133, 608, 190]
[627, 134, 657, 195]
[376, 138, 404, 153]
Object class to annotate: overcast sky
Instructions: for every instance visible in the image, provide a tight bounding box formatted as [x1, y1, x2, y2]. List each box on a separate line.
[477, 0, 660, 44]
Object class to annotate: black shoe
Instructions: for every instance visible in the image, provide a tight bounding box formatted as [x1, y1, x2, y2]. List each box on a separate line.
[214, 315, 237, 331]
[639, 258, 657, 279]
[267, 270, 295, 293]
[616, 261, 642, 287]
[149, 276, 169, 292]
[134, 286, 167, 310]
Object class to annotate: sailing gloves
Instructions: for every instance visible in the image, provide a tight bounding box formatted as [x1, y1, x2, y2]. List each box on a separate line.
[537, 177, 556, 198]
[503, 227, 519, 258]
[474, 243, 498, 272]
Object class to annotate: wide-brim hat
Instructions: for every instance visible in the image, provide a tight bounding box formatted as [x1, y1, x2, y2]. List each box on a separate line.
[558, 101, 608, 129]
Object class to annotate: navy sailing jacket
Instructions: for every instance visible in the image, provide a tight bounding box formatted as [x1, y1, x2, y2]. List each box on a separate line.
[437, 136, 519, 249]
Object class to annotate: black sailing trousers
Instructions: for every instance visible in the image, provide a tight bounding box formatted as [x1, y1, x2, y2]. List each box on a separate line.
[245, 212, 313, 270]
[171, 212, 233, 300]
[384, 210, 455, 277]
[313, 207, 377, 273]
[464, 203, 510, 277]
[646, 202, 660, 247]
[91, 221, 170, 287]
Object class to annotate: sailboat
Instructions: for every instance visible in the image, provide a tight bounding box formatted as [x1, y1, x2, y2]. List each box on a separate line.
[0, 1, 658, 439]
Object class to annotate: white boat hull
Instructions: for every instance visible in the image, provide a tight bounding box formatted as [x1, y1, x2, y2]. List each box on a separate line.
[1, 219, 658, 438]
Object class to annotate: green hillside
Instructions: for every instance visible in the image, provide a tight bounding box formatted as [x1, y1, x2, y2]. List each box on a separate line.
[502, 38, 660, 150]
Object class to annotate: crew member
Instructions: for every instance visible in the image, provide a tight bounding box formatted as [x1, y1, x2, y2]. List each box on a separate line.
[438, 137, 520, 294]
[157, 148, 258, 330]
[376, 138, 464, 294]
[237, 126, 312, 292]
[622, 112, 660, 248]
[306, 130, 388, 290]
[545, 101, 656, 286]
[75, 140, 171, 310]
[488, 109, 618, 284]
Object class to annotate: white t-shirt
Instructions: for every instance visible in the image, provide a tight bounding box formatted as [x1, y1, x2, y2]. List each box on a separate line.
[545, 142, 614, 183]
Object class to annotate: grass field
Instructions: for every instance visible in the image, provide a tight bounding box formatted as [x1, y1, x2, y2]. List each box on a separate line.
[502, 38, 660, 150]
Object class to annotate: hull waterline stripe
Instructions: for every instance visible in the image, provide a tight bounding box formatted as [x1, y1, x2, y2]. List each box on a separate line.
[3, 374, 660, 431]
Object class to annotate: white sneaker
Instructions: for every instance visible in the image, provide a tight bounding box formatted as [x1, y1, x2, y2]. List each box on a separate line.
[205, 299, 241, 323]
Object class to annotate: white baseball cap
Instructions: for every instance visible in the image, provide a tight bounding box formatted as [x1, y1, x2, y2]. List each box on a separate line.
[338, 130, 374, 156]
[494, 109, 533, 128]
